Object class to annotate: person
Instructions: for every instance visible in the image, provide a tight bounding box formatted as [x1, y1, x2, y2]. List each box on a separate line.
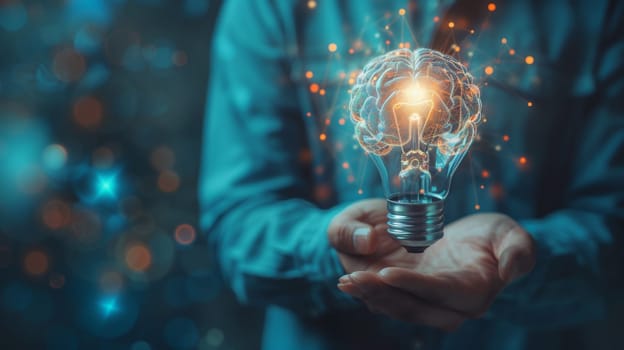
[200, 0, 624, 349]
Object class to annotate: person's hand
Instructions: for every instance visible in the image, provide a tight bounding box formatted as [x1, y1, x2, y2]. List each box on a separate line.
[327, 199, 416, 274]
[329, 202, 535, 330]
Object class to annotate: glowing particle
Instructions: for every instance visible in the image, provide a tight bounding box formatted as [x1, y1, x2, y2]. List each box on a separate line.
[309, 83, 320, 93]
[502, 134, 510, 142]
[348, 48, 355, 54]
[319, 89, 326, 96]
[451, 44, 461, 52]
[357, 189, 363, 195]
[100, 297, 118, 317]
[53, 48, 86, 82]
[24, 250, 49, 276]
[319, 133, 327, 141]
[469, 29, 475, 34]
[475, 204, 481, 210]
[487, 3, 496, 12]
[494, 145, 502, 151]
[73, 96, 103, 128]
[174, 224, 196, 245]
[403, 42, 411, 48]
[328, 43, 337, 52]
[399, 43, 404, 49]
[42, 199, 71, 229]
[525, 55, 535, 64]
[385, 40, 391, 46]
[509, 48, 516, 55]
[42, 144, 68, 171]
[448, 21, 455, 28]
[125, 243, 151, 272]
[527, 101, 533, 107]
[484, 66, 494, 75]
[480, 184, 485, 189]
[158, 170, 180, 193]
[481, 169, 490, 178]
[307, 0, 317, 9]
[305, 71, 314, 79]
[342, 162, 349, 169]
[433, 16, 440, 23]
[398, 8, 406, 16]
[306, 111, 312, 117]
[348, 78, 355, 85]
[338, 118, 346, 125]
[519, 156, 528, 165]
[501, 37, 507, 44]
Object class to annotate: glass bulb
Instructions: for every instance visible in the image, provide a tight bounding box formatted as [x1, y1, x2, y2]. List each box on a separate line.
[349, 48, 482, 252]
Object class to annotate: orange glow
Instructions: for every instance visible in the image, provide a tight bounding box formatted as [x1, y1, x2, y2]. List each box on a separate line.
[25, 251, 49, 276]
[484, 66, 494, 75]
[175, 224, 196, 245]
[309, 83, 320, 93]
[73, 96, 103, 128]
[403, 42, 411, 48]
[509, 48, 516, 55]
[328, 43, 337, 52]
[305, 71, 313, 79]
[487, 3, 496, 12]
[42, 199, 71, 229]
[158, 170, 180, 192]
[433, 16, 440, 23]
[503, 134, 510, 142]
[474, 204, 481, 210]
[527, 101, 533, 107]
[125, 243, 151, 272]
[398, 8, 406, 16]
[448, 21, 455, 28]
[319, 133, 327, 141]
[338, 118, 346, 125]
[319, 89, 326, 96]
[501, 37, 507, 44]
[481, 169, 490, 178]
[525, 55, 535, 64]
[342, 162, 349, 169]
[519, 156, 528, 165]
[348, 48, 355, 54]
[307, 0, 317, 9]
[53, 48, 86, 82]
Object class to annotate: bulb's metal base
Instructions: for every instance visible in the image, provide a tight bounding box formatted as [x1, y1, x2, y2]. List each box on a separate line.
[386, 194, 444, 253]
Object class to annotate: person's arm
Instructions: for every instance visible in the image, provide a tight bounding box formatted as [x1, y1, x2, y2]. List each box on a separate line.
[490, 6, 624, 327]
[199, 0, 350, 317]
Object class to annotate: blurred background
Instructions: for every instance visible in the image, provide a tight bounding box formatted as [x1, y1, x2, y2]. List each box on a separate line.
[0, 0, 264, 349]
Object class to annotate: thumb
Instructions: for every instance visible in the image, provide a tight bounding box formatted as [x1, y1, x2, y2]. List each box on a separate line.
[495, 223, 536, 283]
[328, 221, 374, 255]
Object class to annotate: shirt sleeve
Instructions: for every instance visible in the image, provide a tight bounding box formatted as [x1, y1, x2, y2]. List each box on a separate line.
[199, 0, 352, 317]
[491, 4, 624, 327]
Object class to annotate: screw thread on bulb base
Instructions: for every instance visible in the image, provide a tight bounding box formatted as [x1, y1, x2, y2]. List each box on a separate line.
[386, 194, 444, 253]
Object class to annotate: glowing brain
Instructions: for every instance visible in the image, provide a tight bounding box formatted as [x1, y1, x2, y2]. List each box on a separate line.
[349, 48, 481, 175]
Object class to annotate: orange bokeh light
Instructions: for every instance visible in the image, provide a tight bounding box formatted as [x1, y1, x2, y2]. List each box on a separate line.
[487, 3, 496, 12]
[25, 251, 49, 276]
[125, 243, 151, 272]
[174, 224, 196, 245]
[73, 96, 103, 128]
[525, 55, 535, 64]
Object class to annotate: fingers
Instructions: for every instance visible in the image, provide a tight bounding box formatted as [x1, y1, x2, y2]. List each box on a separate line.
[493, 221, 536, 283]
[328, 199, 387, 255]
[338, 271, 466, 331]
[328, 221, 374, 255]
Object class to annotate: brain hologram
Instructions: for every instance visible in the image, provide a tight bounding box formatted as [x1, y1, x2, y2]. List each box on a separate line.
[349, 48, 481, 177]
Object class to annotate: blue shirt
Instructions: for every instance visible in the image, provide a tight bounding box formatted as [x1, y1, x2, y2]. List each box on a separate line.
[200, 1, 624, 349]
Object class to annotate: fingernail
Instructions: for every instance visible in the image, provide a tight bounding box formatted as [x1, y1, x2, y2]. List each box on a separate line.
[338, 275, 350, 284]
[353, 227, 370, 253]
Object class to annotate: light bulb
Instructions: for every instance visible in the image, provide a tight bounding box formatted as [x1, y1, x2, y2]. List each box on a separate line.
[349, 48, 482, 252]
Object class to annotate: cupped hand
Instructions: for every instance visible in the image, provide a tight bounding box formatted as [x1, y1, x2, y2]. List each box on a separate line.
[328, 201, 535, 330]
